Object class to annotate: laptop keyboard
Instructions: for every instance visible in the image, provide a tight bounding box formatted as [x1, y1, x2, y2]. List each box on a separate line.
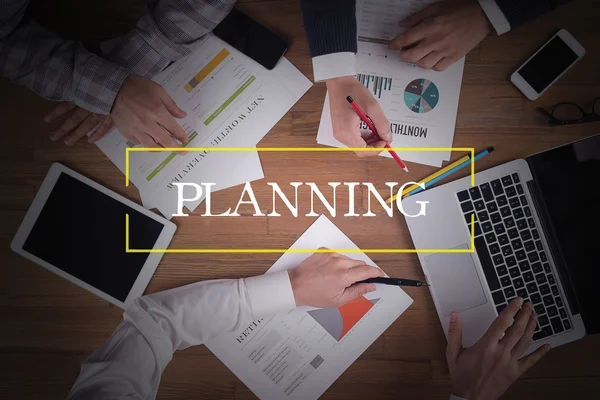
[456, 172, 571, 341]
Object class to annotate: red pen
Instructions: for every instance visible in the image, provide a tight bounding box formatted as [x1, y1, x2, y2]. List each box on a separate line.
[346, 96, 409, 173]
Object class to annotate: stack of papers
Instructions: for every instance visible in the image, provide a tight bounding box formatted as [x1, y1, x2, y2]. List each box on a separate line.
[317, 0, 465, 167]
[97, 34, 312, 218]
[205, 215, 413, 398]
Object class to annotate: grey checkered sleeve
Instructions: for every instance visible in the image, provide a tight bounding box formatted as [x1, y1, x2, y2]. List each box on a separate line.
[0, 0, 130, 114]
[0, 0, 236, 114]
[100, 0, 237, 78]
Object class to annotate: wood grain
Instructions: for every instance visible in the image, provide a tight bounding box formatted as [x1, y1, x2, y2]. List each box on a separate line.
[1, 0, 600, 398]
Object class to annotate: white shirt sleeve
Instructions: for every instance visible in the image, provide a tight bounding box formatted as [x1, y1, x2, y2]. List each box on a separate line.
[312, 52, 357, 82]
[477, 0, 511, 35]
[67, 270, 296, 399]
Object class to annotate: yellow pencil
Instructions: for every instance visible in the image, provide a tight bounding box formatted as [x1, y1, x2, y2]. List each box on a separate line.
[386, 155, 471, 203]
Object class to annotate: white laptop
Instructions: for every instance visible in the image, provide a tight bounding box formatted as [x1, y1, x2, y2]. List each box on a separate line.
[402, 134, 600, 351]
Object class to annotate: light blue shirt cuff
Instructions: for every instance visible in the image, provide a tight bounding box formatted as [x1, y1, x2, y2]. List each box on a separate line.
[311, 52, 357, 82]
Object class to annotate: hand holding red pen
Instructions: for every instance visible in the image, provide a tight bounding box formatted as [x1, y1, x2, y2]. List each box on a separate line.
[325, 76, 392, 158]
[346, 96, 409, 172]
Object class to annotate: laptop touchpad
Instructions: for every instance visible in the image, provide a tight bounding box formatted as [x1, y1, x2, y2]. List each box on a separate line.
[425, 244, 487, 317]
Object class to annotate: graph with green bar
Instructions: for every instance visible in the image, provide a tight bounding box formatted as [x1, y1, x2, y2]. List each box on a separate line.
[204, 75, 256, 126]
[146, 131, 199, 181]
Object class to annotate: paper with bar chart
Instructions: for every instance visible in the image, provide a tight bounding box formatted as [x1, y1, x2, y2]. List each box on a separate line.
[356, 0, 430, 67]
[205, 216, 413, 399]
[317, 0, 465, 167]
[96, 34, 311, 218]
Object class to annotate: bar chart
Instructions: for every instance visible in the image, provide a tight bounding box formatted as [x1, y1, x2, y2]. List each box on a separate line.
[357, 73, 393, 99]
[184, 48, 230, 93]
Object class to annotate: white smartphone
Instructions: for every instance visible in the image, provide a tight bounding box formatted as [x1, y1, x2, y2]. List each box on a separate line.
[511, 29, 585, 100]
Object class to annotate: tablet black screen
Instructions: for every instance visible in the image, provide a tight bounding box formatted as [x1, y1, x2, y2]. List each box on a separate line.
[23, 173, 165, 302]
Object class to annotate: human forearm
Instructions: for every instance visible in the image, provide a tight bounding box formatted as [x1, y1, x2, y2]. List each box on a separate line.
[301, 0, 358, 81]
[478, 0, 572, 34]
[0, 20, 129, 114]
[100, 0, 236, 78]
[301, 0, 356, 57]
[68, 271, 296, 399]
[68, 252, 385, 399]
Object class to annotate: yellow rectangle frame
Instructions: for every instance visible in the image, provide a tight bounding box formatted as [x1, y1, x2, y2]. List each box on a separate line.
[125, 147, 476, 253]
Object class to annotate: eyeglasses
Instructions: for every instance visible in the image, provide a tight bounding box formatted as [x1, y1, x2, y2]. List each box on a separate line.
[538, 98, 600, 126]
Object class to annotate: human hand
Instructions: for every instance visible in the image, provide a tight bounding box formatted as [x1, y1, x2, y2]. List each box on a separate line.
[44, 103, 115, 146]
[326, 76, 391, 158]
[447, 298, 551, 400]
[111, 74, 189, 148]
[288, 249, 385, 308]
[389, 0, 492, 71]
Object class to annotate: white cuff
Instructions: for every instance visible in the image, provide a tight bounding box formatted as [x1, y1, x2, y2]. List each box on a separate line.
[477, 0, 511, 35]
[312, 52, 357, 82]
[245, 270, 296, 318]
[450, 395, 468, 400]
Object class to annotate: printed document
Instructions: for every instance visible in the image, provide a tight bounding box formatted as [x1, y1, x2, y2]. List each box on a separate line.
[97, 34, 312, 218]
[205, 215, 413, 399]
[317, 0, 465, 167]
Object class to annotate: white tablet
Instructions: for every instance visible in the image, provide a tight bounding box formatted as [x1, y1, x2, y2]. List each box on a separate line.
[11, 163, 176, 309]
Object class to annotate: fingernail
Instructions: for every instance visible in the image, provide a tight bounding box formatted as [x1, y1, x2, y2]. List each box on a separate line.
[516, 297, 524, 307]
[450, 312, 457, 323]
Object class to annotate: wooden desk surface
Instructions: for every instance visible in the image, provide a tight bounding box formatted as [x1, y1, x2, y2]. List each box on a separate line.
[1, 0, 600, 398]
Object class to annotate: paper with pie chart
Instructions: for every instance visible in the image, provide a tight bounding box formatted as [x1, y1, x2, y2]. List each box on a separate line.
[404, 79, 439, 113]
[308, 297, 380, 341]
[317, 0, 465, 167]
[205, 216, 413, 399]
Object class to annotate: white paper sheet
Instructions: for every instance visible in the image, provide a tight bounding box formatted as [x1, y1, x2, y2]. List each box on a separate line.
[317, 93, 446, 168]
[125, 36, 311, 192]
[205, 215, 413, 399]
[139, 150, 265, 218]
[317, 0, 465, 168]
[96, 34, 312, 218]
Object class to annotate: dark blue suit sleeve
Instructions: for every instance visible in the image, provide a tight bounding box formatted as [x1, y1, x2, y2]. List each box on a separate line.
[495, 0, 572, 30]
[301, 0, 357, 57]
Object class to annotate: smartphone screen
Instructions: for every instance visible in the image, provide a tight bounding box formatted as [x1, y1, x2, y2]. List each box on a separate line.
[213, 9, 288, 70]
[517, 36, 579, 93]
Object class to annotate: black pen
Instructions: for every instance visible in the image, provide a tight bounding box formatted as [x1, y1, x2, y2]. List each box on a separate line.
[357, 277, 429, 287]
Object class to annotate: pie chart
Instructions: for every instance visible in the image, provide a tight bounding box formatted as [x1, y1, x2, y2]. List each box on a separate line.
[404, 79, 439, 113]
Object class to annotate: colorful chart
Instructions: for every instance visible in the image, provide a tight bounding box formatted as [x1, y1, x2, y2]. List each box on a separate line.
[404, 78, 439, 113]
[308, 297, 379, 341]
[184, 48, 230, 92]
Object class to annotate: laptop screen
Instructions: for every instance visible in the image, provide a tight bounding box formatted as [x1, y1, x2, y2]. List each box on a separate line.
[528, 134, 600, 333]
